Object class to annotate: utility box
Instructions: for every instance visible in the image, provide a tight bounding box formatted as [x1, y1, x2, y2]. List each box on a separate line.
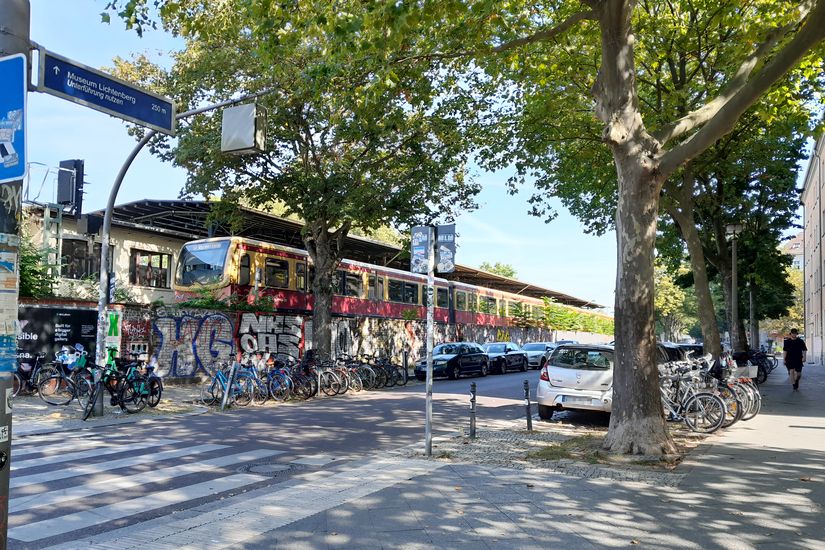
[221, 103, 266, 155]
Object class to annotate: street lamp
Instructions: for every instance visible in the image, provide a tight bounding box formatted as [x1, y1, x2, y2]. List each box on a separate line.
[726, 223, 744, 351]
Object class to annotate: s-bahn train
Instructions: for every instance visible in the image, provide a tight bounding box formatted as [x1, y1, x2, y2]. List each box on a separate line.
[172, 236, 561, 327]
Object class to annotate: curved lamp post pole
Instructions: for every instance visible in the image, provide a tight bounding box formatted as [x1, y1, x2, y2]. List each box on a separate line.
[93, 91, 272, 414]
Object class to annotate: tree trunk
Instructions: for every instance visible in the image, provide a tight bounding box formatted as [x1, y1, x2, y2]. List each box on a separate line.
[603, 156, 676, 455]
[670, 207, 722, 356]
[303, 220, 350, 359]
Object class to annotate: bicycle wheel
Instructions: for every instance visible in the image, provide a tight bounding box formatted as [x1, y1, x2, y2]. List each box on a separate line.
[11, 372, 22, 398]
[268, 375, 290, 401]
[147, 377, 163, 408]
[82, 381, 100, 421]
[200, 379, 220, 406]
[755, 365, 768, 385]
[119, 376, 147, 413]
[251, 379, 268, 405]
[348, 372, 363, 392]
[233, 377, 253, 407]
[682, 393, 725, 433]
[74, 376, 94, 410]
[38, 374, 74, 406]
[718, 387, 743, 429]
[320, 371, 341, 396]
[32, 365, 59, 388]
[739, 383, 762, 421]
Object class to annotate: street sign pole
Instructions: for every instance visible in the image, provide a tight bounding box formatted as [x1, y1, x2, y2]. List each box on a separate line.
[0, 2, 29, 547]
[425, 226, 435, 457]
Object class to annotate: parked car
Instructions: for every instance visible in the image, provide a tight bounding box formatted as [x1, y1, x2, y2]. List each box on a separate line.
[658, 342, 686, 363]
[536, 343, 614, 419]
[522, 342, 557, 370]
[556, 339, 579, 345]
[414, 342, 489, 381]
[482, 342, 528, 374]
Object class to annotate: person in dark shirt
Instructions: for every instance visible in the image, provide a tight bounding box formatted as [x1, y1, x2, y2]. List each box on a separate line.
[783, 328, 807, 391]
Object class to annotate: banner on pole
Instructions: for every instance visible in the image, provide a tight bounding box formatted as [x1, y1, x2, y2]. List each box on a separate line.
[410, 226, 430, 274]
[435, 224, 456, 273]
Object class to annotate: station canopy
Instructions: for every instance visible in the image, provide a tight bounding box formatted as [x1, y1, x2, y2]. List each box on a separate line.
[93, 199, 602, 308]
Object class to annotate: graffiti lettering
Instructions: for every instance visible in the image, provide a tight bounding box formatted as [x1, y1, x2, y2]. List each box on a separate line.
[152, 312, 234, 377]
[237, 313, 302, 358]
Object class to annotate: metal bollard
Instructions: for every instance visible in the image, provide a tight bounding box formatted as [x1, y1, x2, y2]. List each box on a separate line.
[403, 350, 409, 384]
[220, 361, 238, 411]
[469, 382, 477, 439]
[523, 379, 532, 431]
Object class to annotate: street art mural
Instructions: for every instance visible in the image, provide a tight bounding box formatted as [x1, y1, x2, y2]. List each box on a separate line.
[151, 309, 234, 377]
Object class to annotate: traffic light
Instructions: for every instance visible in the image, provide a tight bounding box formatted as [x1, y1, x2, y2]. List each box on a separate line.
[56, 159, 85, 218]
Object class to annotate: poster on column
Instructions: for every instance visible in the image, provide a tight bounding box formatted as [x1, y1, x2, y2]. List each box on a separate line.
[435, 224, 456, 273]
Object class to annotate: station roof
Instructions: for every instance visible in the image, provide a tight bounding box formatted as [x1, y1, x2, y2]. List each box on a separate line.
[91, 199, 603, 308]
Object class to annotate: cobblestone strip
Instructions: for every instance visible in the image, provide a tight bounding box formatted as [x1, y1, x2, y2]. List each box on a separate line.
[43, 457, 444, 550]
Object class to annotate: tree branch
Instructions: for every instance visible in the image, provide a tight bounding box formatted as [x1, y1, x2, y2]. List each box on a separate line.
[658, 0, 825, 177]
[653, 4, 816, 147]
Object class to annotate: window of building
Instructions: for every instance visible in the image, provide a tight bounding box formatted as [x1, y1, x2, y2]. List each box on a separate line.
[61, 239, 107, 280]
[296, 262, 306, 292]
[265, 258, 290, 288]
[239, 254, 251, 286]
[436, 288, 449, 308]
[130, 249, 172, 288]
[455, 291, 467, 311]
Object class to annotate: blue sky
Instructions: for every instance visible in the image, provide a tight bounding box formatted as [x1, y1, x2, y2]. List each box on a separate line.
[26, 0, 617, 309]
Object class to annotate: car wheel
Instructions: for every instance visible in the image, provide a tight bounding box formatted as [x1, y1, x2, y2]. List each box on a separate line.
[520, 357, 528, 372]
[539, 357, 547, 370]
[449, 365, 461, 380]
[538, 404, 554, 420]
[480, 361, 488, 377]
[498, 360, 507, 374]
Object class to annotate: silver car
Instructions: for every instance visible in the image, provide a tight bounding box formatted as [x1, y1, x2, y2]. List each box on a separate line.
[536, 344, 614, 419]
[522, 342, 557, 370]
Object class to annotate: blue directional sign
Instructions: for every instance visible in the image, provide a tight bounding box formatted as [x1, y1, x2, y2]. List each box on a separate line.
[0, 54, 27, 185]
[38, 49, 176, 135]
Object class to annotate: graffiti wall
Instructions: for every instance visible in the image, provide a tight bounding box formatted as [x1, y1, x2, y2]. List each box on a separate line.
[150, 308, 235, 378]
[237, 313, 303, 358]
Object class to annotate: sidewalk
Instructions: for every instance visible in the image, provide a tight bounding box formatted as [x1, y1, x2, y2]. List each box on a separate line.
[11, 384, 204, 437]
[57, 362, 825, 549]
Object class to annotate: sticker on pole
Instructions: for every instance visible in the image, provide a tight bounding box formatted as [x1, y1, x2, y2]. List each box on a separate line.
[0, 54, 27, 184]
[0, 424, 8, 443]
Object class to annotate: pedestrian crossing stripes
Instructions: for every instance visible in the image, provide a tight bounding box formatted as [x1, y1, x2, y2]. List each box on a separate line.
[10, 443, 226, 489]
[40, 457, 444, 550]
[11, 438, 178, 470]
[10, 449, 284, 513]
[8, 435, 441, 548]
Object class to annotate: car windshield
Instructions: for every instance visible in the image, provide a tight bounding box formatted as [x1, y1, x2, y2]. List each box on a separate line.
[433, 344, 458, 355]
[522, 343, 547, 351]
[484, 344, 505, 353]
[176, 240, 231, 286]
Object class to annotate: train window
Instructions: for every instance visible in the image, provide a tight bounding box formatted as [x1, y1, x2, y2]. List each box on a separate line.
[404, 283, 419, 304]
[468, 293, 478, 312]
[296, 263, 306, 292]
[455, 291, 467, 311]
[436, 288, 449, 308]
[265, 258, 290, 288]
[345, 272, 363, 297]
[388, 279, 404, 302]
[479, 296, 497, 314]
[334, 270, 346, 295]
[509, 301, 522, 317]
[239, 254, 251, 286]
[369, 274, 385, 300]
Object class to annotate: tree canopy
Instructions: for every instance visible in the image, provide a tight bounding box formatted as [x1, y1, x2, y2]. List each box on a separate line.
[478, 261, 518, 278]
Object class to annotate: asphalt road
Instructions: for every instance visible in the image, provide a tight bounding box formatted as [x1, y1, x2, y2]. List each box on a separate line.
[8, 369, 548, 549]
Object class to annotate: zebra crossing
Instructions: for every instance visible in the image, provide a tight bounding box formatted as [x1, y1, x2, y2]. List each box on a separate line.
[7, 432, 310, 547]
[8, 430, 442, 549]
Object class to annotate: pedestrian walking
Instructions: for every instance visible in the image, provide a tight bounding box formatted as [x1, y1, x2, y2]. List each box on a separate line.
[783, 328, 807, 391]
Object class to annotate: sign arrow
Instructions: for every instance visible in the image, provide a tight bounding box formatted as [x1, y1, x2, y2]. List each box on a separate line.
[52, 66, 59, 76]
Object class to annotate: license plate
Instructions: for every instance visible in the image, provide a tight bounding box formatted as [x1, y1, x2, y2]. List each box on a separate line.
[562, 396, 590, 405]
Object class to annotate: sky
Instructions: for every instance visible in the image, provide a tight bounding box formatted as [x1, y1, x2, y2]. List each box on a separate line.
[24, 0, 618, 309]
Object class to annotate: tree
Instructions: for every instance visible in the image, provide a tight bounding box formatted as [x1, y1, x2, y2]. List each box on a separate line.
[18, 235, 57, 299]
[107, 0, 825, 455]
[107, 2, 480, 357]
[478, 262, 518, 278]
[762, 267, 803, 335]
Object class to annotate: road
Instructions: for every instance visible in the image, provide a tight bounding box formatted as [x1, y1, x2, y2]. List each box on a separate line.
[7, 369, 553, 549]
